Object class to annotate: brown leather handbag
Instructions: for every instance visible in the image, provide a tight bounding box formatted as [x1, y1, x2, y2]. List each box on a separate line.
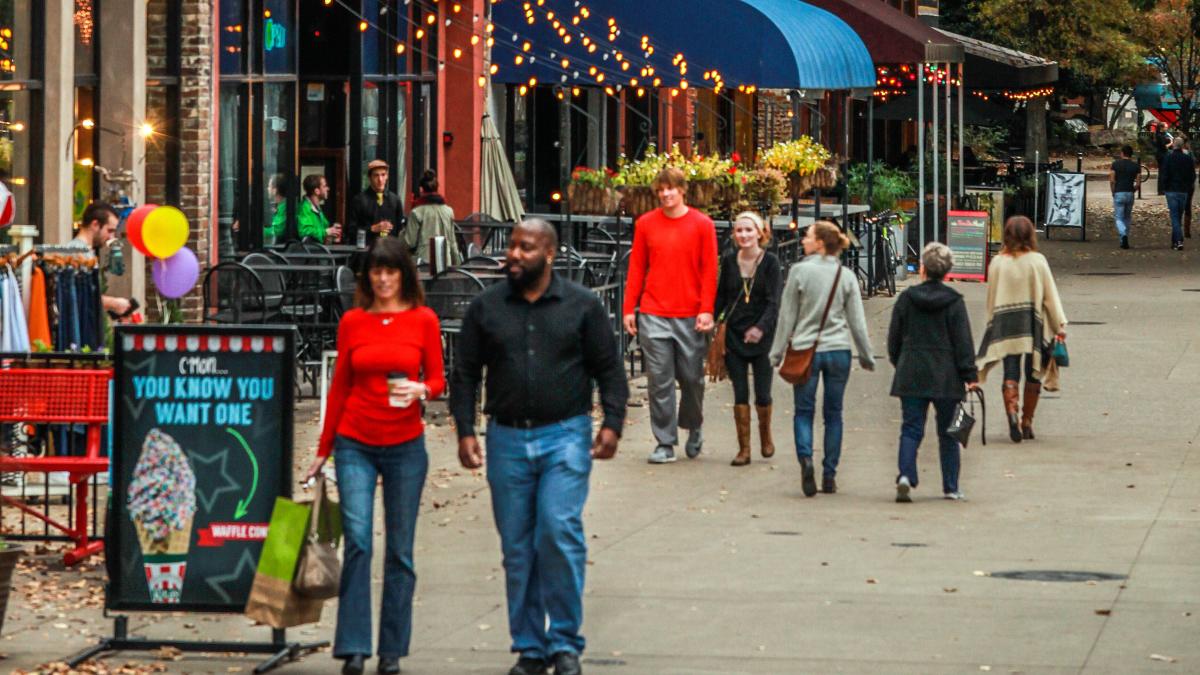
[779, 266, 842, 385]
[293, 475, 342, 600]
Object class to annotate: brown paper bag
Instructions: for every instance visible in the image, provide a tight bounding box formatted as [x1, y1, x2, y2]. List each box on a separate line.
[244, 497, 325, 628]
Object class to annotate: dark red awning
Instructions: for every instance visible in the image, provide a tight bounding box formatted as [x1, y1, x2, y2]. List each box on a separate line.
[801, 0, 963, 64]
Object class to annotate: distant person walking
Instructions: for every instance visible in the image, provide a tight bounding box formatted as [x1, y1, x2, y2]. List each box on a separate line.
[404, 170, 462, 266]
[1108, 145, 1139, 249]
[769, 221, 875, 497]
[451, 219, 628, 675]
[887, 243, 978, 503]
[713, 212, 781, 466]
[976, 216, 1068, 443]
[1159, 136, 1195, 250]
[622, 167, 718, 464]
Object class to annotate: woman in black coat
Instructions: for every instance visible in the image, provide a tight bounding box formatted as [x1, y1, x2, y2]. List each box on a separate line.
[714, 212, 781, 466]
[886, 242, 978, 502]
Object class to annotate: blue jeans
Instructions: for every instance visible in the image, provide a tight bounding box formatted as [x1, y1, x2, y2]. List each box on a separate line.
[1113, 191, 1133, 238]
[333, 434, 429, 659]
[792, 350, 851, 478]
[898, 398, 961, 494]
[1166, 191, 1188, 245]
[486, 415, 593, 659]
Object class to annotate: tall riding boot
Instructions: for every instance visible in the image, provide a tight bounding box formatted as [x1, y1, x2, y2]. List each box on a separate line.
[1003, 380, 1022, 443]
[1021, 382, 1042, 440]
[732, 405, 752, 466]
[756, 404, 776, 458]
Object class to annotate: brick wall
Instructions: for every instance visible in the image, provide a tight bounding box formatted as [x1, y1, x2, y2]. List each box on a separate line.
[145, 0, 212, 322]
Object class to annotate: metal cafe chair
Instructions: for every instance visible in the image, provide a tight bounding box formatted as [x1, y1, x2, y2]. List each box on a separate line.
[201, 262, 276, 324]
[241, 252, 286, 314]
[335, 265, 357, 316]
[425, 268, 486, 384]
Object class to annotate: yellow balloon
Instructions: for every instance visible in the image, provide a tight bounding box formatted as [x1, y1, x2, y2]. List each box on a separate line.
[142, 206, 190, 259]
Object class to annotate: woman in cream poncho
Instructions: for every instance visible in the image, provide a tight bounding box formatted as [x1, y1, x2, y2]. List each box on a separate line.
[976, 216, 1068, 443]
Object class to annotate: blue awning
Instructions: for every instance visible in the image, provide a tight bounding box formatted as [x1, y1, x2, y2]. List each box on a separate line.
[490, 0, 875, 91]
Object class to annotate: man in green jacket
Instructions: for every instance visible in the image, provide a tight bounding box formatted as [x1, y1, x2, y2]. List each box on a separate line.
[298, 174, 342, 244]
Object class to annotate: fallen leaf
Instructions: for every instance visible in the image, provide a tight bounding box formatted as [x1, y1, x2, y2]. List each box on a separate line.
[478, 624, 492, 631]
[1149, 654, 1177, 663]
[1094, 609, 1112, 616]
[866, 578, 878, 584]
[943, 587, 958, 593]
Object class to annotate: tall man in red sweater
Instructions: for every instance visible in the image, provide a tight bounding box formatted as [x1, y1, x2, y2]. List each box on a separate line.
[623, 167, 719, 463]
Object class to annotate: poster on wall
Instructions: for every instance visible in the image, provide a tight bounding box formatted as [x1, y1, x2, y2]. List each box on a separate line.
[966, 187, 1005, 245]
[107, 326, 295, 613]
[1044, 172, 1087, 240]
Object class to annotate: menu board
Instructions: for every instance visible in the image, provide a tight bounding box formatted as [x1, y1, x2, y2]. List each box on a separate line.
[945, 210, 989, 281]
[107, 326, 295, 613]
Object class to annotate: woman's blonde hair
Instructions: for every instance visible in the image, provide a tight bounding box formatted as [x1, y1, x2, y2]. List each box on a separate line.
[810, 220, 850, 255]
[733, 211, 771, 245]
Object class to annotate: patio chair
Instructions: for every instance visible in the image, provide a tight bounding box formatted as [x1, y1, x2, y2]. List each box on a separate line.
[201, 262, 276, 324]
[241, 252, 286, 313]
[335, 265, 357, 315]
[425, 268, 485, 323]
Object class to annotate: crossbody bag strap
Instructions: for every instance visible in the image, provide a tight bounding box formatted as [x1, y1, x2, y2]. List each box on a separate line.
[812, 265, 843, 345]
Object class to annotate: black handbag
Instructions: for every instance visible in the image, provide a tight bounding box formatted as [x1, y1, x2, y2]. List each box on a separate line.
[947, 389, 986, 448]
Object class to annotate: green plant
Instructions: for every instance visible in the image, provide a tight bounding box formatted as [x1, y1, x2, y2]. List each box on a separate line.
[760, 136, 831, 177]
[846, 163, 917, 213]
[569, 166, 614, 189]
[963, 125, 1010, 160]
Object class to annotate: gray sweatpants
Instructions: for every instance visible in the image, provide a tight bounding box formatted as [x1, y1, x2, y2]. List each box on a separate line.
[639, 314, 707, 446]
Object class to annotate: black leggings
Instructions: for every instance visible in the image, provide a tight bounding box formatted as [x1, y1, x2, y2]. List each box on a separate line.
[1002, 354, 1041, 384]
[725, 349, 773, 406]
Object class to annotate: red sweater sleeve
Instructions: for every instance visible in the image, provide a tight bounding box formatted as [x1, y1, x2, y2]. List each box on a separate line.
[421, 309, 447, 399]
[622, 219, 649, 316]
[318, 314, 356, 458]
[699, 217, 718, 314]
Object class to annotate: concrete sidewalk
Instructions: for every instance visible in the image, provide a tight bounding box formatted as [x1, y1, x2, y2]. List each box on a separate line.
[4, 224, 1199, 673]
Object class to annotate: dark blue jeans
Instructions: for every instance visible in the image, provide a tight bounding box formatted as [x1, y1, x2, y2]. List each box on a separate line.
[1166, 191, 1188, 245]
[898, 397, 961, 494]
[333, 434, 428, 659]
[486, 415, 593, 659]
[792, 349, 851, 478]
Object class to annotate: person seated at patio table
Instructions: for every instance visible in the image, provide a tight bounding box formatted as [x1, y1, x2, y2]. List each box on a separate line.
[404, 170, 461, 266]
[298, 173, 343, 244]
[265, 173, 289, 246]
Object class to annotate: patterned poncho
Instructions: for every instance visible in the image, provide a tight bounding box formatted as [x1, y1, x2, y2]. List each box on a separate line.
[976, 251, 1068, 390]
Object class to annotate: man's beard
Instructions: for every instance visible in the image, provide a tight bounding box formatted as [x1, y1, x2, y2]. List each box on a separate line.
[506, 257, 548, 291]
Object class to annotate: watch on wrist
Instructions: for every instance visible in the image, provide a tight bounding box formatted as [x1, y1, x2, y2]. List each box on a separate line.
[419, 384, 429, 401]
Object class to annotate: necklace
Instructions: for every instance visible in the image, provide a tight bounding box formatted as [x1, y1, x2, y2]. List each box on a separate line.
[739, 250, 764, 303]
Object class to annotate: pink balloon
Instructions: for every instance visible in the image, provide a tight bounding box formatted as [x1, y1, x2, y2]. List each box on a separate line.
[151, 247, 199, 299]
[125, 204, 158, 257]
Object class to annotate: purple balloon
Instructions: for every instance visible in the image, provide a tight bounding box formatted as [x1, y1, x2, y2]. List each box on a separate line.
[152, 246, 200, 299]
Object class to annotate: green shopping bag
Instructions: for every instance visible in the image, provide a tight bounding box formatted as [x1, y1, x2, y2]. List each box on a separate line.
[244, 497, 325, 627]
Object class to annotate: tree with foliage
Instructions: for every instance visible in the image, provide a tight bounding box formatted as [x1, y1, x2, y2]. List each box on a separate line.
[1135, 0, 1200, 139]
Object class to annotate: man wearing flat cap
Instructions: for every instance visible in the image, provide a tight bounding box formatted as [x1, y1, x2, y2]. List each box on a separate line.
[347, 159, 405, 249]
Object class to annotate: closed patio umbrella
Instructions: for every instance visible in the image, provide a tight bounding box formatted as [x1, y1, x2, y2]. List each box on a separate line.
[480, 87, 524, 223]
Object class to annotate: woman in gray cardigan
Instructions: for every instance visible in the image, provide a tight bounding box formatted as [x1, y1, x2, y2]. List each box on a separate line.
[769, 221, 875, 497]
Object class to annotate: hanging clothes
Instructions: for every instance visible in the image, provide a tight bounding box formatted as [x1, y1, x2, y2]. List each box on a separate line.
[27, 266, 52, 350]
[1, 267, 29, 352]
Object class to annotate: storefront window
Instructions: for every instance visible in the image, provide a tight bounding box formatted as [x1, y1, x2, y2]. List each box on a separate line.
[0, 1, 36, 82]
[73, 86, 98, 220]
[221, 0, 247, 75]
[362, 0, 383, 75]
[74, 0, 96, 77]
[218, 86, 246, 260]
[262, 83, 294, 247]
[0, 90, 34, 225]
[262, 0, 294, 74]
[362, 84, 380, 165]
[395, 89, 407, 208]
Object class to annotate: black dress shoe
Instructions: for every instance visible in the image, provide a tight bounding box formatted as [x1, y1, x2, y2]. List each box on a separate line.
[821, 476, 837, 494]
[800, 456, 817, 497]
[342, 654, 366, 675]
[377, 656, 400, 674]
[509, 656, 549, 675]
[552, 652, 582, 675]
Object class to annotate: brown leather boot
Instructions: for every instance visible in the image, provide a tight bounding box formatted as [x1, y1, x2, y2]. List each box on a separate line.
[1003, 380, 1022, 443]
[756, 404, 775, 458]
[1021, 381, 1041, 440]
[732, 405, 752, 466]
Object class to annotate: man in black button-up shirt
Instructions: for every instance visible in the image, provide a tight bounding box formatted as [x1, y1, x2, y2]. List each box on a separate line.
[450, 219, 627, 675]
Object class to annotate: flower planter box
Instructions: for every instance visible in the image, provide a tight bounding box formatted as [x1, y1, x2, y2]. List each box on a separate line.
[686, 179, 718, 209]
[567, 183, 619, 216]
[619, 186, 659, 218]
[787, 173, 813, 200]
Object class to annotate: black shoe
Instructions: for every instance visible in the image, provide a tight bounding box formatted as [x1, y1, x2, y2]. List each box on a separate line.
[1120, 235, 1129, 249]
[552, 652, 582, 675]
[509, 656, 549, 675]
[1008, 414, 1023, 443]
[821, 476, 837, 494]
[342, 655, 366, 675]
[377, 657, 400, 675]
[800, 456, 817, 497]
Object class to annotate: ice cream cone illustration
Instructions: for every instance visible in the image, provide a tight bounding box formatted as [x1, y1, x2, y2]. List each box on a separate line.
[127, 429, 197, 604]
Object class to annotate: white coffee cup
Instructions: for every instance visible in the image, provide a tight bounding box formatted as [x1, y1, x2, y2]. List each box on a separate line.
[388, 373, 410, 408]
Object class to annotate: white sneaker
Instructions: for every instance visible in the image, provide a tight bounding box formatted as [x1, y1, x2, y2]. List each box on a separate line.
[648, 445, 677, 464]
[896, 476, 913, 503]
[943, 491, 966, 501]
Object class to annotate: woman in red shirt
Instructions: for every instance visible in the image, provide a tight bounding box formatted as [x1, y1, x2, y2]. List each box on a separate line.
[305, 237, 445, 675]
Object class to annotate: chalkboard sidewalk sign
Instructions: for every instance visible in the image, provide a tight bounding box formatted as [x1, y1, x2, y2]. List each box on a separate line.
[70, 325, 326, 672]
[945, 210, 990, 282]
